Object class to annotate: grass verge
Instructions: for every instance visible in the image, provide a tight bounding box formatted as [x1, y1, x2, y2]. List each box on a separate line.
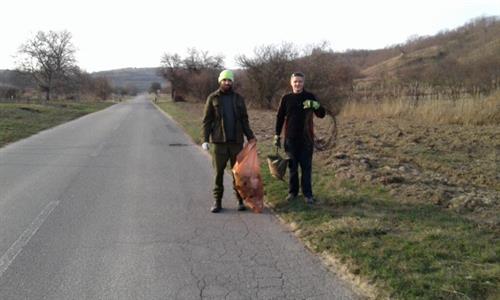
[0, 101, 114, 148]
[155, 97, 500, 300]
[156, 100, 202, 144]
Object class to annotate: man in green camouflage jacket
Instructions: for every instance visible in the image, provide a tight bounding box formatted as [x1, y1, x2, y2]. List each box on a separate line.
[202, 70, 256, 213]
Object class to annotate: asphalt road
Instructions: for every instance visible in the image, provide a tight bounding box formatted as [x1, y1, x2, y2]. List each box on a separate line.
[0, 95, 360, 299]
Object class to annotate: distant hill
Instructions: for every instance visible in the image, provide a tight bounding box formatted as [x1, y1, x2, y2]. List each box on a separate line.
[341, 16, 500, 93]
[0, 69, 34, 89]
[91, 67, 168, 92]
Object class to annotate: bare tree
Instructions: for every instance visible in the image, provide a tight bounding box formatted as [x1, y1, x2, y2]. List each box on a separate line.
[184, 48, 224, 100]
[298, 46, 358, 114]
[149, 82, 162, 94]
[57, 66, 88, 100]
[237, 43, 298, 108]
[160, 48, 224, 101]
[160, 52, 188, 100]
[190, 69, 220, 101]
[93, 76, 113, 101]
[17, 30, 77, 101]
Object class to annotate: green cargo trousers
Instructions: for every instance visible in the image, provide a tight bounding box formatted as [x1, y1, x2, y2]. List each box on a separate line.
[212, 143, 243, 202]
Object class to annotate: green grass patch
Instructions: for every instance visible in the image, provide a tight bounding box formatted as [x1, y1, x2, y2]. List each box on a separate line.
[157, 100, 202, 144]
[157, 100, 500, 300]
[0, 101, 113, 148]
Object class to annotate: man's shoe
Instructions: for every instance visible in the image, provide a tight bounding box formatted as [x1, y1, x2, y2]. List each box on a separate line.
[237, 200, 246, 211]
[305, 197, 315, 205]
[211, 200, 222, 213]
[285, 194, 297, 202]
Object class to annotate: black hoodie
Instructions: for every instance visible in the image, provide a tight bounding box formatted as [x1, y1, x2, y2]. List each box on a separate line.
[275, 90, 326, 141]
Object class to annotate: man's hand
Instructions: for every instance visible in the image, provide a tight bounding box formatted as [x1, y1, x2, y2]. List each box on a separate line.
[303, 100, 320, 110]
[273, 135, 281, 148]
[248, 138, 257, 144]
[202, 142, 210, 151]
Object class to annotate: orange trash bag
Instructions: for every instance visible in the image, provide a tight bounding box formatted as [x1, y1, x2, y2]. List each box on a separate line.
[232, 142, 264, 213]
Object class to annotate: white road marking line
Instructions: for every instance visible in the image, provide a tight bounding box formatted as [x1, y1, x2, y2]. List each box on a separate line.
[0, 201, 60, 278]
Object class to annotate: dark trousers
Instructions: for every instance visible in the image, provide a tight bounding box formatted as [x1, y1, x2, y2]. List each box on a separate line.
[212, 143, 243, 201]
[285, 138, 313, 198]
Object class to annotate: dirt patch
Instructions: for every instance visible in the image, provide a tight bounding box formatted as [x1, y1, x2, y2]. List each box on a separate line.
[320, 116, 499, 226]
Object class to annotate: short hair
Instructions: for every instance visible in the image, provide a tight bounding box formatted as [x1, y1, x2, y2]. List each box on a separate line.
[291, 72, 305, 79]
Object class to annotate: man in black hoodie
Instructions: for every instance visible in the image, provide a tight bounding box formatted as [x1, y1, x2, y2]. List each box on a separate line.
[274, 72, 326, 204]
[202, 70, 256, 213]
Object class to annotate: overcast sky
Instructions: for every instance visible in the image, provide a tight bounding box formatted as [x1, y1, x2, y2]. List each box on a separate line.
[1, 0, 499, 72]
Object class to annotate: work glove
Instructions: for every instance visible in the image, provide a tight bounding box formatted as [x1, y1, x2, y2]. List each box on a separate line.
[202, 142, 210, 151]
[303, 100, 320, 110]
[273, 135, 281, 148]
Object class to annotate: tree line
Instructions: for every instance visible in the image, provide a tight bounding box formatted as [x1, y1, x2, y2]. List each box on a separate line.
[160, 43, 357, 115]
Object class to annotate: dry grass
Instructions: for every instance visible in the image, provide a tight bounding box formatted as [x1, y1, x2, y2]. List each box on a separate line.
[341, 91, 500, 125]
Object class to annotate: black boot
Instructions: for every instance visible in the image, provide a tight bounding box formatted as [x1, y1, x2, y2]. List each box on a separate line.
[237, 199, 246, 211]
[211, 199, 222, 213]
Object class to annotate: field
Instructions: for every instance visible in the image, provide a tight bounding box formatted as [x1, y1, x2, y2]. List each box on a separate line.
[156, 94, 499, 300]
[0, 101, 114, 148]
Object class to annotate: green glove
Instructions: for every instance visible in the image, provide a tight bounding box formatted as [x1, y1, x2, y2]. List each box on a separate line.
[273, 135, 281, 148]
[303, 100, 320, 110]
